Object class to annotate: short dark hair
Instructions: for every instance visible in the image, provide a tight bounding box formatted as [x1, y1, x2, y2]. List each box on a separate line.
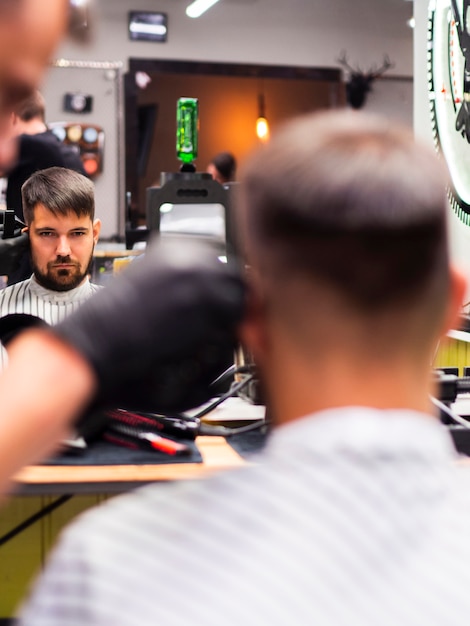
[15, 90, 45, 122]
[21, 166, 95, 225]
[211, 152, 236, 182]
[239, 110, 450, 316]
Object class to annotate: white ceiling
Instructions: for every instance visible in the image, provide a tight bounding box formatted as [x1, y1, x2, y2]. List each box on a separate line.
[62, 0, 414, 76]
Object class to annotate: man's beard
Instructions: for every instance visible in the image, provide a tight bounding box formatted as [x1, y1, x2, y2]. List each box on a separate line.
[33, 255, 91, 292]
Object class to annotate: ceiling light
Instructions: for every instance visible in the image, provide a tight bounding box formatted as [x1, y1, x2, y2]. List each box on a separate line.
[129, 22, 167, 37]
[186, 0, 221, 19]
[256, 93, 270, 142]
[128, 12, 168, 42]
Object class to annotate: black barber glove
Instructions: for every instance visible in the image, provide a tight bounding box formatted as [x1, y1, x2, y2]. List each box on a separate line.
[52, 239, 246, 416]
[0, 313, 47, 347]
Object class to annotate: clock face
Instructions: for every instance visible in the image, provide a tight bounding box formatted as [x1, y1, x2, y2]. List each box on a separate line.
[428, 0, 470, 225]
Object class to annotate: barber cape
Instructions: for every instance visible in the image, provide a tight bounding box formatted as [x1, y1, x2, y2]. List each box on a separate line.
[0, 275, 101, 368]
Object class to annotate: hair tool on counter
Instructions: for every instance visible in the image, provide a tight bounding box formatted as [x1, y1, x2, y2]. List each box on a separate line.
[103, 416, 192, 456]
[431, 370, 470, 421]
[431, 369, 470, 457]
[102, 360, 267, 446]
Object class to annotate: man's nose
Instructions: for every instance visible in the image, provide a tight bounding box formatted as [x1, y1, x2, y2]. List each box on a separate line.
[56, 235, 72, 256]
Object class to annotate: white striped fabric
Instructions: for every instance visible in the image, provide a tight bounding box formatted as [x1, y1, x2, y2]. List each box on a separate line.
[17, 407, 470, 626]
[0, 276, 101, 367]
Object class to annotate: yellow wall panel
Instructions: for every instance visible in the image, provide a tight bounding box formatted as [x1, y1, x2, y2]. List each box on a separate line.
[0, 494, 111, 619]
[434, 337, 470, 375]
[0, 497, 43, 617]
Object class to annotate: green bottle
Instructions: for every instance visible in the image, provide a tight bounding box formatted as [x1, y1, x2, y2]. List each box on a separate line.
[176, 97, 198, 164]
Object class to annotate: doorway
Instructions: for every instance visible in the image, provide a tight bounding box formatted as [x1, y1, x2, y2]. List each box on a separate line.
[125, 58, 344, 226]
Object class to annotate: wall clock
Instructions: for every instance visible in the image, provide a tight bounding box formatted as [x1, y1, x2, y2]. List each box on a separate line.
[428, 0, 470, 225]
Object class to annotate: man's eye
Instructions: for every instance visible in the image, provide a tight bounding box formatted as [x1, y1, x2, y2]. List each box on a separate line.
[71, 231, 87, 237]
[39, 232, 55, 237]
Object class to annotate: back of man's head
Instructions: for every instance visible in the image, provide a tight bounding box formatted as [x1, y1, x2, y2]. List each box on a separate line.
[21, 166, 95, 225]
[15, 89, 45, 122]
[211, 152, 237, 183]
[239, 110, 451, 357]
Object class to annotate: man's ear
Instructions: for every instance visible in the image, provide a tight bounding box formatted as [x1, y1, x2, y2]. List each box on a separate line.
[92, 218, 101, 244]
[440, 265, 467, 337]
[21, 226, 28, 234]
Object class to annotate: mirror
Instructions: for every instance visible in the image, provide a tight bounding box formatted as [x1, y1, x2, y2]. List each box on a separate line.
[125, 58, 344, 227]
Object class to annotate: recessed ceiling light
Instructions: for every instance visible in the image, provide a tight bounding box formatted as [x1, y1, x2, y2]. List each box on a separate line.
[186, 0, 221, 19]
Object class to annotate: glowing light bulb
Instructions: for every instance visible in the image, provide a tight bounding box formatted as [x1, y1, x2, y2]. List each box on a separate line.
[256, 117, 270, 142]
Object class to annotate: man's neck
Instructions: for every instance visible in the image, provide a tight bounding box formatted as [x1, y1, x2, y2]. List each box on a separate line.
[32, 274, 89, 293]
[18, 119, 47, 135]
[263, 347, 437, 427]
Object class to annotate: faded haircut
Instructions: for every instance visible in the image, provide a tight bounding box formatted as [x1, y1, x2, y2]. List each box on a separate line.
[238, 110, 450, 316]
[15, 90, 45, 122]
[21, 166, 95, 225]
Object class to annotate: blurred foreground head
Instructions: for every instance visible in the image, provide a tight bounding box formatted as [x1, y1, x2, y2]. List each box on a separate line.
[0, 0, 69, 167]
[0, 0, 68, 109]
[238, 110, 456, 366]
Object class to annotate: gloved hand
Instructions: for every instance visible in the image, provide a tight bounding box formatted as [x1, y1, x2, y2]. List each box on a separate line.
[0, 313, 46, 347]
[52, 239, 246, 416]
